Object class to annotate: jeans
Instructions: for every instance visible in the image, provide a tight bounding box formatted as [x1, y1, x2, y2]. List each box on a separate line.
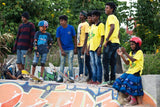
[77, 47, 88, 76]
[32, 52, 47, 64]
[90, 51, 102, 82]
[59, 50, 74, 78]
[85, 54, 92, 79]
[16, 49, 28, 65]
[103, 42, 119, 82]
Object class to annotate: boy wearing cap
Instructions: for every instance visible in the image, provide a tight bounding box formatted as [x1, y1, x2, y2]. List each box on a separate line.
[31, 20, 53, 81]
[13, 12, 35, 72]
[77, 10, 89, 82]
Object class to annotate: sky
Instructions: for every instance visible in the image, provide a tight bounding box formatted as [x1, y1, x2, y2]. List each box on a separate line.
[118, 0, 138, 28]
[118, 0, 137, 6]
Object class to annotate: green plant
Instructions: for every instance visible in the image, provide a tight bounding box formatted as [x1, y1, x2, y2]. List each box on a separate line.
[120, 28, 131, 53]
[134, 0, 160, 53]
[143, 53, 160, 74]
[0, 0, 131, 54]
[0, 32, 14, 63]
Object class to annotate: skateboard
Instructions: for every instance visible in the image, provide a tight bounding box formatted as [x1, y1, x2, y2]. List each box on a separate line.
[0, 57, 16, 79]
[21, 69, 43, 83]
[49, 63, 74, 83]
[30, 75, 43, 83]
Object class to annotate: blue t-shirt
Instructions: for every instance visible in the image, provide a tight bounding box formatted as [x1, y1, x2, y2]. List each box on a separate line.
[34, 31, 53, 54]
[56, 25, 76, 50]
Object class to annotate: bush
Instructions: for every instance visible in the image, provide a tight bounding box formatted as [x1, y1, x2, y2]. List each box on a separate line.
[143, 52, 160, 75]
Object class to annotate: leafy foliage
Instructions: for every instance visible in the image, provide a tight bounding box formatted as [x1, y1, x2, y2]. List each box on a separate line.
[134, 0, 160, 53]
[120, 28, 131, 53]
[0, 33, 14, 63]
[0, 0, 130, 41]
[143, 52, 160, 74]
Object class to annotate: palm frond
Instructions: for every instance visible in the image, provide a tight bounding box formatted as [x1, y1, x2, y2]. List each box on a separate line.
[0, 32, 14, 63]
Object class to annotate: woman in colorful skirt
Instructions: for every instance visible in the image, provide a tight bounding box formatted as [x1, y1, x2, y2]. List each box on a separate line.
[113, 36, 144, 106]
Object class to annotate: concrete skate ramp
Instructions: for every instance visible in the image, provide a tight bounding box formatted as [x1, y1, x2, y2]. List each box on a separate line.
[0, 80, 156, 107]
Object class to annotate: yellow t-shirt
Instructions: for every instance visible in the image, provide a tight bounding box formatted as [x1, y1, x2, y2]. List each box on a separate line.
[105, 15, 120, 44]
[77, 21, 89, 47]
[126, 50, 144, 76]
[87, 25, 92, 47]
[89, 23, 105, 51]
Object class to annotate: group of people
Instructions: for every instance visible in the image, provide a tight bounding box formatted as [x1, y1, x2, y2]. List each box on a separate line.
[56, 3, 121, 86]
[12, 2, 144, 106]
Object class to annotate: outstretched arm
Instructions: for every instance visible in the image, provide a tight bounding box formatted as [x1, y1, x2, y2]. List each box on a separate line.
[117, 48, 129, 65]
[121, 47, 136, 62]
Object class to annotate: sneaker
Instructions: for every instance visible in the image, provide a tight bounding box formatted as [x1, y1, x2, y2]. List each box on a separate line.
[96, 81, 102, 85]
[83, 75, 88, 82]
[69, 77, 74, 80]
[78, 75, 84, 83]
[69, 77, 74, 83]
[109, 80, 115, 85]
[92, 81, 98, 85]
[99, 81, 110, 87]
[86, 77, 91, 82]
[39, 77, 44, 81]
[87, 80, 94, 84]
[56, 77, 63, 83]
[75, 76, 80, 82]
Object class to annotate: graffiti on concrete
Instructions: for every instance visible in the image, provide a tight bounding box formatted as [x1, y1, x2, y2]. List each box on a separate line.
[0, 81, 157, 107]
[0, 81, 120, 107]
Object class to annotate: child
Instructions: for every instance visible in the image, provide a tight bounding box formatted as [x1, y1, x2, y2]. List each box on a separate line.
[113, 36, 144, 105]
[31, 20, 53, 81]
[77, 10, 89, 82]
[85, 12, 93, 82]
[56, 15, 77, 83]
[102, 2, 120, 85]
[87, 10, 104, 85]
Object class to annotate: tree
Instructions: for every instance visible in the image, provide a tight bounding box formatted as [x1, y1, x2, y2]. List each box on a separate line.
[0, 33, 14, 63]
[0, 0, 130, 52]
[134, 0, 160, 53]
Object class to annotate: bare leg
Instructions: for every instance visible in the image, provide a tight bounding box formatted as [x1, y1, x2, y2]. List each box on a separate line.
[41, 66, 44, 77]
[137, 96, 143, 104]
[21, 64, 25, 70]
[32, 66, 36, 76]
[17, 64, 22, 71]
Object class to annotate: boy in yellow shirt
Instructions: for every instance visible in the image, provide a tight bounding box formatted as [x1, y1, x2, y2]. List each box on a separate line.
[87, 10, 104, 84]
[77, 11, 89, 81]
[85, 12, 93, 82]
[102, 2, 120, 85]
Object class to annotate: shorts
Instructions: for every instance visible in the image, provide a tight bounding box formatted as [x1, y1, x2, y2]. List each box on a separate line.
[16, 49, 28, 65]
[32, 52, 47, 64]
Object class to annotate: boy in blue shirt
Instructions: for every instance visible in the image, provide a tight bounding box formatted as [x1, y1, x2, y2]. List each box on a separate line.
[56, 15, 77, 82]
[31, 20, 53, 81]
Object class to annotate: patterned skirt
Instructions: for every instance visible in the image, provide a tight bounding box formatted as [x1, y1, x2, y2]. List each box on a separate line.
[112, 73, 144, 96]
